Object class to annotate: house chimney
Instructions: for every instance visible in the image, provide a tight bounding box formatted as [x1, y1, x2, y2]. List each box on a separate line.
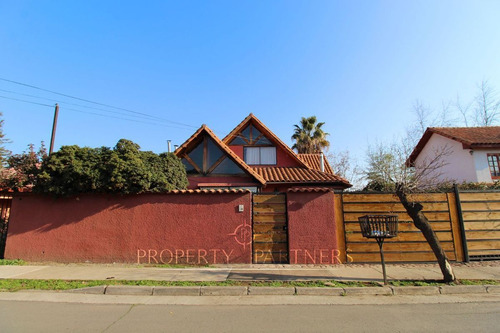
[320, 153, 325, 172]
[167, 140, 172, 153]
[174, 145, 179, 151]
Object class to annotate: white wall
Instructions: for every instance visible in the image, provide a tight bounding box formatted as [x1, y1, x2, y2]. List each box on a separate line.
[414, 134, 478, 183]
[473, 150, 497, 183]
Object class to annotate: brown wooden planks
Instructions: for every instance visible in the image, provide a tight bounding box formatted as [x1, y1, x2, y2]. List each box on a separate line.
[253, 195, 286, 204]
[463, 221, 500, 231]
[461, 201, 500, 211]
[343, 193, 447, 203]
[466, 240, 500, 250]
[343, 202, 449, 213]
[459, 192, 500, 202]
[462, 211, 500, 221]
[253, 233, 287, 242]
[343, 212, 451, 222]
[344, 221, 451, 232]
[334, 194, 347, 263]
[468, 249, 500, 255]
[349, 251, 456, 263]
[346, 241, 455, 253]
[252, 194, 288, 264]
[253, 242, 288, 252]
[464, 231, 500, 240]
[345, 231, 453, 243]
[253, 215, 286, 223]
[253, 224, 286, 233]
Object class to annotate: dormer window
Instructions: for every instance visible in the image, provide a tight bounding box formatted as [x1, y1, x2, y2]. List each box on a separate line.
[244, 147, 276, 165]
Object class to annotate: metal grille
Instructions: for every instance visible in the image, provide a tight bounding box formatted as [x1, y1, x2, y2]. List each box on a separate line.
[358, 215, 398, 239]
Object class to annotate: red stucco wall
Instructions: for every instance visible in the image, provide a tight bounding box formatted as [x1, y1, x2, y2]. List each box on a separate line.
[228, 145, 302, 167]
[5, 193, 252, 264]
[287, 191, 340, 264]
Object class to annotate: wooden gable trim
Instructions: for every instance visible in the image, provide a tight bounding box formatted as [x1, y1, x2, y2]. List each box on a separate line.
[175, 124, 266, 184]
[222, 113, 309, 168]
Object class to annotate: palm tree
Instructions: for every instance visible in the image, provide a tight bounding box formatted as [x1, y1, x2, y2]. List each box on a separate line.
[291, 116, 330, 153]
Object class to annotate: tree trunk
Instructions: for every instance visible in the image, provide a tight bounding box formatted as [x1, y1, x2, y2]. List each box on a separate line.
[395, 184, 456, 282]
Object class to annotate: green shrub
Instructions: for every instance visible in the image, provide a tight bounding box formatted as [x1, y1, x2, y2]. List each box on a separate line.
[35, 139, 188, 196]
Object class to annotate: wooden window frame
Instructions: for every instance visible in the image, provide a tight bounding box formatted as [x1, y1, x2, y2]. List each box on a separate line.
[487, 154, 500, 180]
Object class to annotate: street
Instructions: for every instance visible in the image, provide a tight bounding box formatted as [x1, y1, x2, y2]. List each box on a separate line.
[1, 296, 499, 332]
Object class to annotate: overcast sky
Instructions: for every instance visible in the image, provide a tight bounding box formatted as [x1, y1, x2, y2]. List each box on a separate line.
[1, 1, 499, 166]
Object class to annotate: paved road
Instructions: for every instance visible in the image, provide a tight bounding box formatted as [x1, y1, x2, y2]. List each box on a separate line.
[1, 299, 499, 332]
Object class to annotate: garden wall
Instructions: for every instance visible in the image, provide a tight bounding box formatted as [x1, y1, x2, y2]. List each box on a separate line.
[5, 192, 252, 264]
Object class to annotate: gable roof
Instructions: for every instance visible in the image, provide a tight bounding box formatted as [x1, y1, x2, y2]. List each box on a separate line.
[297, 153, 334, 174]
[222, 113, 309, 168]
[174, 125, 266, 184]
[175, 116, 352, 189]
[408, 126, 500, 165]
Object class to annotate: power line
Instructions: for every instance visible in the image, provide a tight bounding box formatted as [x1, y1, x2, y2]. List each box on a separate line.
[0, 95, 196, 130]
[63, 106, 196, 130]
[0, 88, 192, 124]
[0, 95, 53, 108]
[0, 77, 198, 129]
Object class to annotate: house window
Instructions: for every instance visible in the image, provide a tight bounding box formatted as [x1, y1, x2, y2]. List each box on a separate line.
[488, 154, 500, 179]
[244, 147, 276, 165]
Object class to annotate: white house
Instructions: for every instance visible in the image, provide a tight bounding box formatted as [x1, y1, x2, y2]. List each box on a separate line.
[407, 127, 500, 183]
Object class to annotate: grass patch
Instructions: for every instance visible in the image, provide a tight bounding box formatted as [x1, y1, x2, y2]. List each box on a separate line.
[0, 259, 26, 266]
[452, 279, 500, 286]
[0, 279, 378, 292]
[390, 279, 500, 287]
[390, 280, 442, 287]
[1, 278, 497, 292]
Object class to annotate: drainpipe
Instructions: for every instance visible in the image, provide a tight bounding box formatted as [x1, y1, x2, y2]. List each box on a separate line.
[320, 153, 325, 172]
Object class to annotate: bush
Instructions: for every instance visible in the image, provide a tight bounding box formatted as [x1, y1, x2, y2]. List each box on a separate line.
[35, 139, 188, 196]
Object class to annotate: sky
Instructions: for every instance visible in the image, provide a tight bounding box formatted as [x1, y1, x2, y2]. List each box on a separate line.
[1, 1, 500, 170]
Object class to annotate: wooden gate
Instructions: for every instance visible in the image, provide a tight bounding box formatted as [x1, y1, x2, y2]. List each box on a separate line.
[252, 193, 288, 264]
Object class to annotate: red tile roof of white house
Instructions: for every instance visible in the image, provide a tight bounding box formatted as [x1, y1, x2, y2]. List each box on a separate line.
[408, 126, 500, 165]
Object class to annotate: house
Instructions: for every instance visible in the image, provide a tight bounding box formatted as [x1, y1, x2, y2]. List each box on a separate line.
[174, 113, 351, 191]
[4, 114, 352, 265]
[407, 126, 500, 183]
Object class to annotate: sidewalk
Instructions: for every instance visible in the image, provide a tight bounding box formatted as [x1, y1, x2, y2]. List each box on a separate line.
[1, 262, 500, 282]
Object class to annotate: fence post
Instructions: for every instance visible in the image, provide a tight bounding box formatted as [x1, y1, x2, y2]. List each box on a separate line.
[334, 191, 347, 264]
[453, 184, 469, 262]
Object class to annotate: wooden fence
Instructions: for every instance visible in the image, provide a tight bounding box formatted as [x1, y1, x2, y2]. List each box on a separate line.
[458, 192, 500, 260]
[335, 190, 500, 263]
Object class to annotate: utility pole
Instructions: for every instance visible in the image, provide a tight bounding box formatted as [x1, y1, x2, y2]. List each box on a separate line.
[49, 103, 59, 155]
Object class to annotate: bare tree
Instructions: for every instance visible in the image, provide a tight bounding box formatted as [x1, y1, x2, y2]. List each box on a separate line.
[455, 94, 472, 127]
[474, 80, 500, 126]
[327, 149, 362, 189]
[364, 136, 456, 282]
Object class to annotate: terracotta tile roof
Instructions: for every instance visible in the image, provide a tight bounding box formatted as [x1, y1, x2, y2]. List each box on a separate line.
[297, 154, 334, 174]
[169, 189, 251, 194]
[252, 167, 351, 187]
[175, 125, 266, 184]
[287, 187, 333, 193]
[222, 114, 309, 168]
[408, 126, 500, 165]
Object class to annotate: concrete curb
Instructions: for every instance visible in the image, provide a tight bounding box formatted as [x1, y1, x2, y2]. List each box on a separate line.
[64, 284, 500, 297]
